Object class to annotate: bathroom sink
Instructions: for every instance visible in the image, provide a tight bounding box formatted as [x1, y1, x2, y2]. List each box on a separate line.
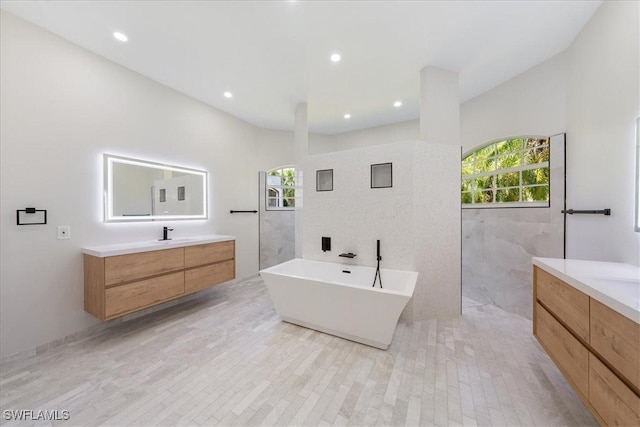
[588, 276, 640, 311]
[156, 237, 197, 243]
[82, 234, 236, 257]
[150, 236, 204, 245]
[590, 276, 640, 288]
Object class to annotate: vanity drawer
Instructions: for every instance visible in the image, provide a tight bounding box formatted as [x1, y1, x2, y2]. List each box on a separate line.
[185, 259, 235, 294]
[591, 299, 640, 391]
[589, 353, 640, 426]
[185, 241, 235, 268]
[105, 272, 185, 318]
[104, 248, 184, 286]
[536, 302, 589, 397]
[535, 266, 590, 342]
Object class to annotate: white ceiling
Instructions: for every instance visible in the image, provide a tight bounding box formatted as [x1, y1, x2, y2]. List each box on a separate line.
[0, 0, 602, 135]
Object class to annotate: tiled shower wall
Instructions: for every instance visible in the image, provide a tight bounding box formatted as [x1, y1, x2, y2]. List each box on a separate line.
[259, 172, 295, 269]
[462, 134, 565, 319]
[301, 140, 462, 321]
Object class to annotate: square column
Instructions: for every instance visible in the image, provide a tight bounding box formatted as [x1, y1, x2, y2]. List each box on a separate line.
[413, 66, 462, 320]
[420, 66, 460, 146]
[294, 103, 308, 258]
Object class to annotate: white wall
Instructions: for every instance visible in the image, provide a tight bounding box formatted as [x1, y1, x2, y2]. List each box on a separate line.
[257, 128, 295, 171]
[309, 120, 419, 154]
[565, 0, 640, 265]
[309, 133, 336, 155]
[420, 67, 460, 145]
[302, 141, 461, 320]
[0, 11, 271, 357]
[461, 53, 567, 153]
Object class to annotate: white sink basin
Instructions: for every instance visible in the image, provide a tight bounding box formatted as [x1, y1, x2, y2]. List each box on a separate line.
[591, 277, 640, 285]
[590, 276, 640, 311]
[153, 236, 201, 244]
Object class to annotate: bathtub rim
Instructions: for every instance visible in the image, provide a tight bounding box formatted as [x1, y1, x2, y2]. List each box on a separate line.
[259, 257, 418, 298]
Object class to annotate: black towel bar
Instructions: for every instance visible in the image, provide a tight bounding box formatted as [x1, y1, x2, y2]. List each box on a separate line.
[230, 210, 258, 214]
[561, 209, 611, 216]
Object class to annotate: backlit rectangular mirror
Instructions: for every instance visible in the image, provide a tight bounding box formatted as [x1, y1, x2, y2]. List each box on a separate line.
[104, 154, 207, 222]
[636, 118, 640, 232]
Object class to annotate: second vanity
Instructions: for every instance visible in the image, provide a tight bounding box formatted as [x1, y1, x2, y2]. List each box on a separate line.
[533, 257, 640, 426]
[82, 235, 235, 321]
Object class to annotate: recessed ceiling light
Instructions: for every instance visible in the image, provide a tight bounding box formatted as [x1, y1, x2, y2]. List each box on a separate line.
[224, 91, 233, 98]
[330, 53, 341, 63]
[113, 32, 128, 42]
[344, 113, 351, 119]
[393, 101, 402, 108]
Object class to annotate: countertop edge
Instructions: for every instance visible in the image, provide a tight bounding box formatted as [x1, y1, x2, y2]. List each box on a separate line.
[82, 235, 236, 257]
[533, 257, 640, 325]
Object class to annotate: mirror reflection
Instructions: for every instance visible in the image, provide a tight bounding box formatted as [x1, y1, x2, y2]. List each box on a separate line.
[104, 154, 207, 222]
[636, 118, 640, 232]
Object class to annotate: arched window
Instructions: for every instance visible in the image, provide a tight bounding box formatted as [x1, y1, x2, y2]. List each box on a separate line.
[266, 166, 296, 210]
[462, 137, 550, 207]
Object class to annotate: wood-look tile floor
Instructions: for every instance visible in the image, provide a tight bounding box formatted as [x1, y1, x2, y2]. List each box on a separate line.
[0, 275, 596, 426]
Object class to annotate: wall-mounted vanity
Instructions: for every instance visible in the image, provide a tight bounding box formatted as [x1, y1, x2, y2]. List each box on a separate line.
[82, 235, 235, 320]
[532, 257, 639, 426]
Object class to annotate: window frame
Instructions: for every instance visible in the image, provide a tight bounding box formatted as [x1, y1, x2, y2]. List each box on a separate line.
[462, 136, 550, 209]
[265, 166, 296, 211]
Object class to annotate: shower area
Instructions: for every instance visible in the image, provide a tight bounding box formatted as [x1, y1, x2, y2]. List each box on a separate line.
[258, 169, 296, 269]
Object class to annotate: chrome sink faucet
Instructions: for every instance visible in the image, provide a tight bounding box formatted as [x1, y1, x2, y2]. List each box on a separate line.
[160, 226, 174, 241]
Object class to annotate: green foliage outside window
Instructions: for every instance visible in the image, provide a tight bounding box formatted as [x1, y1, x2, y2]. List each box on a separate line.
[267, 167, 296, 208]
[462, 137, 550, 206]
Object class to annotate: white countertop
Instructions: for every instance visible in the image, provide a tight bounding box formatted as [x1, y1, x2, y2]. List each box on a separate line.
[82, 234, 235, 257]
[533, 257, 640, 324]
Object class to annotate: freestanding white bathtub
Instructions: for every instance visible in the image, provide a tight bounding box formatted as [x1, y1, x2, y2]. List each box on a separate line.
[259, 258, 418, 349]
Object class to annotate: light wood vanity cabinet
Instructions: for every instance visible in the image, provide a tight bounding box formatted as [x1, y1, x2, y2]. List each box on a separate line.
[533, 266, 640, 427]
[536, 267, 590, 342]
[84, 240, 235, 321]
[590, 298, 640, 392]
[185, 241, 234, 268]
[589, 354, 640, 427]
[535, 301, 589, 396]
[105, 271, 185, 319]
[104, 248, 184, 286]
[185, 260, 235, 294]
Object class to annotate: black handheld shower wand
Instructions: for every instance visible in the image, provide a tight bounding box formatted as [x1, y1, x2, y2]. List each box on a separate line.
[372, 239, 383, 288]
